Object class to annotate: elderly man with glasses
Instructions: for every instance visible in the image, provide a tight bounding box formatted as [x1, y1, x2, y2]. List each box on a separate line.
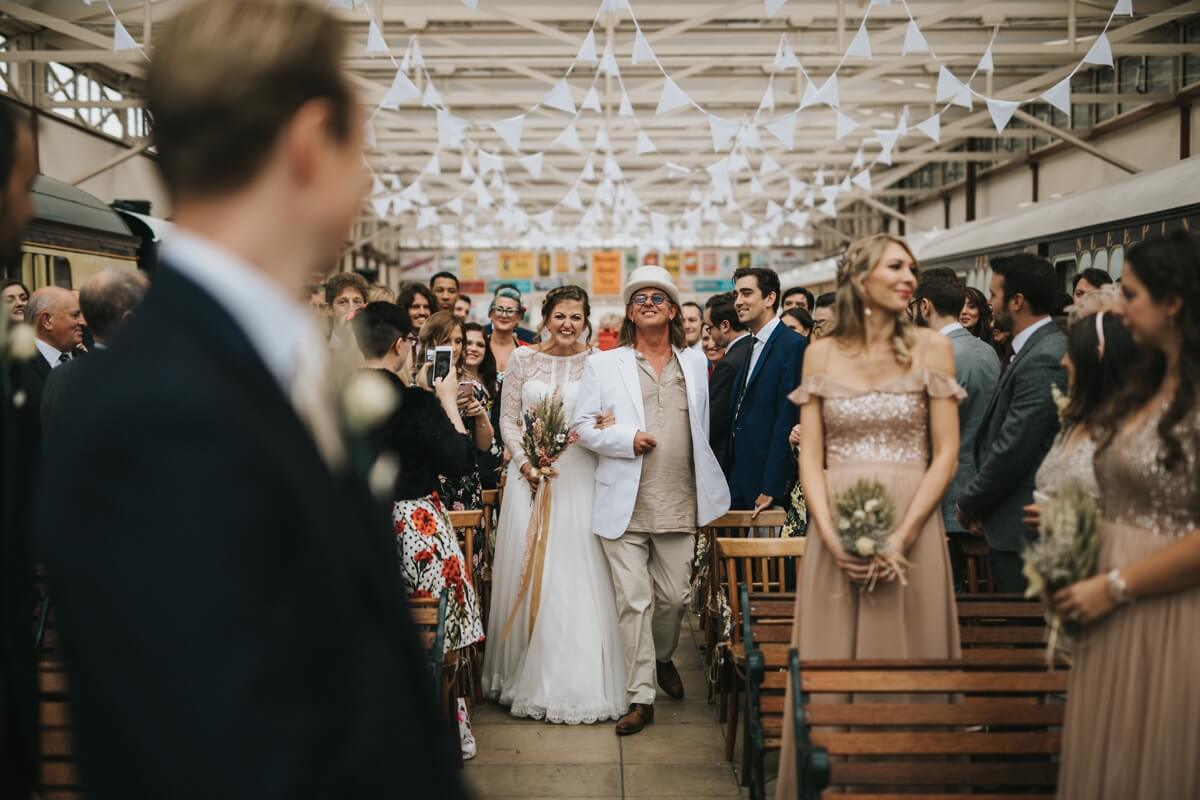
[573, 265, 730, 736]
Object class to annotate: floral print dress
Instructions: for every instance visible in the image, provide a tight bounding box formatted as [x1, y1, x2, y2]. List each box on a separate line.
[393, 491, 485, 652]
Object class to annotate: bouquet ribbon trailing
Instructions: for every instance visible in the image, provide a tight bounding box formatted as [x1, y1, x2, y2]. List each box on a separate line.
[501, 466, 558, 642]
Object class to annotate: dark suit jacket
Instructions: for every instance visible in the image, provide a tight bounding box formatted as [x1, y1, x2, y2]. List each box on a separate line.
[728, 322, 807, 507]
[40, 349, 95, 444]
[708, 334, 753, 476]
[33, 266, 467, 800]
[958, 320, 1067, 554]
[941, 328, 1001, 533]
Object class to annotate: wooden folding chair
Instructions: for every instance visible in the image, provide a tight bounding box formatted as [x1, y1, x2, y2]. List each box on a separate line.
[409, 589, 462, 768]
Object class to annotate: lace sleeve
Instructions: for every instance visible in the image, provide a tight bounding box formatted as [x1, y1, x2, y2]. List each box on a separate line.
[500, 348, 529, 471]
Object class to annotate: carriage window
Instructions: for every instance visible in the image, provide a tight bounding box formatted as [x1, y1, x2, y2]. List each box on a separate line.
[1078, 251, 1092, 272]
[1110, 245, 1125, 279]
[1092, 249, 1109, 273]
[52, 256, 72, 289]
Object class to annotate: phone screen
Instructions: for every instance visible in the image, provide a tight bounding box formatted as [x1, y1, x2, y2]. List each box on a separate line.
[433, 347, 453, 382]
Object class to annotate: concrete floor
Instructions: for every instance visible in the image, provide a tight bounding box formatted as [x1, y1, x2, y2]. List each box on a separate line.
[464, 615, 746, 800]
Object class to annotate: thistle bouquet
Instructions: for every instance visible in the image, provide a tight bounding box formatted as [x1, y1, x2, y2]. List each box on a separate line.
[833, 478, 907, 592]
[1022, 481, 1100, 658]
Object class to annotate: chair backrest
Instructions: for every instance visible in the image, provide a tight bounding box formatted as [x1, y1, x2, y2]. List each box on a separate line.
[957, 593, 1052, 664]
[791, 657, 1068, 798]
[447, 509, 483, 586]
[717, 536, 805, 644]
[408, 589, 449, 689]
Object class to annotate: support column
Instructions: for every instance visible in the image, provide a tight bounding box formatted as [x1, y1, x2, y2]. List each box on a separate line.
[942, 195, 951, 229]
[1182, 103, 1192, 160]
[965, 139, 977, 223]
[897, 196, 907, 236]
[1031, 161, 1039, 204]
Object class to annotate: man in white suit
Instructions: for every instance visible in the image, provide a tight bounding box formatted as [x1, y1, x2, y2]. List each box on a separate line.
[574, 265, 731, 736]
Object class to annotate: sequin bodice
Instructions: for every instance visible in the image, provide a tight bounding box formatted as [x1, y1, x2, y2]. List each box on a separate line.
[1094, 404, 1200, 537]
[788, 370, 965, 467]
[1035, 432, 1100, 499]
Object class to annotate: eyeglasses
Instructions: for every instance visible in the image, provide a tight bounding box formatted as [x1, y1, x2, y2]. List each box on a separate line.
[631, 293, 668, 307]
[490, 306, 520, 317]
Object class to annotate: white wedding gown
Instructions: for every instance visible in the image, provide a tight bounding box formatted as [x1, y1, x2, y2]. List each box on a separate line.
[482, 347, 627, 724]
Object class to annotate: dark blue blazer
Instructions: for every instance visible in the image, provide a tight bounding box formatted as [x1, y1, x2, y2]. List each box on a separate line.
[728, 322, 807, 506]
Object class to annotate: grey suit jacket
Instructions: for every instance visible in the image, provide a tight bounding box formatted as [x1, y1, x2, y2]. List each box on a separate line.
[957, 320, 1067, 553]
[941, 327, 1001, 533]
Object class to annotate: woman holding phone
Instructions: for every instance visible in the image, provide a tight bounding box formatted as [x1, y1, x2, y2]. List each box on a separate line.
[417, 312, 495, 513]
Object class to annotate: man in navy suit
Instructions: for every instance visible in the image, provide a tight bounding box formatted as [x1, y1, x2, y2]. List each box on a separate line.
[727, 267, 807, 514]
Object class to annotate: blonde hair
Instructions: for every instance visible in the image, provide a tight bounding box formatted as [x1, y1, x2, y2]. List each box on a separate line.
[147, 0, 353, 199]
[367, 285, 396, 303]
[417, 310, 465, 368]
[828, 233, 919, 366]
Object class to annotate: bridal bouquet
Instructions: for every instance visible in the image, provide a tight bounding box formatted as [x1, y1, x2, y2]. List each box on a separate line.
[1022, 481, 1100, 661]
[503, 392, 578, 641]
[833, 478, 908, 593]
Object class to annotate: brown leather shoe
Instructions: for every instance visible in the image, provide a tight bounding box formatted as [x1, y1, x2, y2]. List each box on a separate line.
[615, 703, 654, 735]
[656, 660, 685, 700]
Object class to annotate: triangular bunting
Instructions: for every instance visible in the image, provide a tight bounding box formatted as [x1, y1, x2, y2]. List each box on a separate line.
[478, 150, 504, 175]
[852, 170, 872, 191]
[417, 207, 439, 230]
[381, 69, 421, 109]
[915, 113, 941, 143]
[632, 30, 656, 65]
[1083, 33, 1113, 68]
[708, 113, 741, 152]
[491, 114, 525, 152]
[935, 67, 962, 103]
[788, 211, 810, 229]
[561, 187, 584, 211]
[518, 152, 544, 179]
[773, 35, 801, 71]
[978, 43, 994, 72]
[801, 80, 818, 108]
[759, 152, 782, 175]
[370, 195, 391, 220]
[367, 21, 389, 54]
[759, 83, 775, 112]
[436, 110, 468, 148]
[986, 98, 1021, 132]
[552, 122, 583, 152]
[581, 158, 596, 181]
[618, 91, 634, 117]
[851, 145, 865, 169]
[876, 129, 900, 165]
[113, 19, 139, 52]
[422, 81, 442, 108]
[594, 127, 611, 152]
[846, 22, 872, 59]
[749, 175, 765, 195]
[577, 30, 598, 64]
[952, 85, 974, 110]
[656, 77, 692, 115]
[1115, 0, 1133, 16]
[765, 0, 787, 16]
[600, 43, 620, 76]
[446, 196, 464, 216]
[542, 80, 576, 114]
[460, 157, 475, 179]
[764, 112, 796, 149]
[363, 119, 377, 148]
[636, 130, 657, 155]
[582, 87, 602, 113]
[738, 125, 763, 149]
[801, 75, 839, 108]
[422, 153, 441, 177]
[1041, 77, 1072, 115]
[835, 111, 858, 141]
[901, 20, 927, 55]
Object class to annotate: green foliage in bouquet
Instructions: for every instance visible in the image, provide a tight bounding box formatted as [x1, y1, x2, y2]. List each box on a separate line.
[521, 392, 578, 473]
[833, 479, 896, 558]
[1022, 481, 1100, 598]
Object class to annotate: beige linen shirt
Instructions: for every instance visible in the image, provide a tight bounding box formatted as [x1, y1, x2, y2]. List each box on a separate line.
[627, 352, 697, 534]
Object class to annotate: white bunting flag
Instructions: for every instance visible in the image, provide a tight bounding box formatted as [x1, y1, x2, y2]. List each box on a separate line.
[113, 19, 139, 52]
[915, 113, 941, 143]
[422, 153, 441, 177]
[935, 67, 963, 103]
[600, 43, 620, 76]
[577, 30, 598, 64]
[759, 83, 775, 112]
[518, 152, 544, 179]
[459, 156, 475, 179]
[764, 112, 796, 149]
[532, 210, 555, 230]
[773, 35, 801, 71]
[986, 98, 1021, 132]
[978, 43, 994, 72]
[1115, 0, 1133, 16]
[708, 114, 741, 152]
[846, 22, 872, 59]
[765, 0, 787, 16]
[852, 170, 872, 192]
[403, 180, 427, 204]
[461, 0, 477, 10]
[1041, 77, 1072, 115]
[552, 122, 583, 152]
[367, 21, 389, 54]
[633, 30, 656, 65]
[1084, 33, 1113, 68]
[418, 207, 439, 230]
[636, 130, 657, 155]
[371, 175, 385, 197]
[478, 150, 504, 175]
[656, 77, 692, 115]
[749, 175, 765, 195]
[410, 38, 425, 68]
[604, 154, 623, 180]
[767, 199, 783, 219]
[851, 145, 866, 169]
[820, 198, 838, 218]
[813, 74, 840, 108]
[491, 114, 525, 152]
[759, 152, 782, 175]
[422, 82, 442, 108]
[788, 211, 810, 229]
[594, 127, 611, 152]
[370, 195, 391, 220]
[835, 111, 859, 141]
[600, 0, 628, 11]
[446, 196, 464, 216]
[901, 20, 927, 55]
[581, 158, 596, 181]
[738, 124, 763, 150]
[542, 80, 576, 114]
[363, 119, 377, 148]
[876, 129, 900, 165]
[801, 79, 818, 108]
[669, 162, 693, 178]
[582, 87, 602, 113]
[952, 85, 974, 110]
[437, 111, 468, 149]
[561, 187, 584, 211]
[381, 69, 421, 109]
[619, 91, 634, 117]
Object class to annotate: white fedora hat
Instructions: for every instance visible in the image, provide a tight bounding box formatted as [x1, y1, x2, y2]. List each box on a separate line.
[623, 264, 680, 306]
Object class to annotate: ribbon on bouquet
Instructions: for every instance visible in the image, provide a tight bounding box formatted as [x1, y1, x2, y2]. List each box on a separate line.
[501, 466, 558, 642]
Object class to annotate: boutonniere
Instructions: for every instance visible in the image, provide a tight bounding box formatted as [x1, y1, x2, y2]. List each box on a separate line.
[340, 369, 401, 498]
[2, 320, 38, 408]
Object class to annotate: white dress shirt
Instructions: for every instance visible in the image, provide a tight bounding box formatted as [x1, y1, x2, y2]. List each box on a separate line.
[1011, 316, 1053, 356]
[744, 315, 781, 385]
[35, 338, 71, 369]
[938, 321, 964, 337]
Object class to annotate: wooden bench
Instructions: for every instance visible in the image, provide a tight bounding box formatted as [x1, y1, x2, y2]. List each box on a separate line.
[409, 589, 462, 768]
[958, 593, 1052, 665]
[783, 651, 1068, 800]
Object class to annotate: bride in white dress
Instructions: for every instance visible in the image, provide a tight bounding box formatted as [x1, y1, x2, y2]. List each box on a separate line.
[482, 287, 627, 724]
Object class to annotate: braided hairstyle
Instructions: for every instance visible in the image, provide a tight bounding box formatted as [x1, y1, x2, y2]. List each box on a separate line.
[539, 285, 592, 345]
[828, 233, 919, 366]
[1097, 231, 1200, 471]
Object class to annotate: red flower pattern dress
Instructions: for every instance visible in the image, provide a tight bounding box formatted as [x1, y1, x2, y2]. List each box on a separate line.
[393, 492, 484, 652]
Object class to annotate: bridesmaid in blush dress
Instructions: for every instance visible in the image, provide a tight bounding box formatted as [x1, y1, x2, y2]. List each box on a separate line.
[1051, 233, 1200, 800]
[775, 235, 963, 800]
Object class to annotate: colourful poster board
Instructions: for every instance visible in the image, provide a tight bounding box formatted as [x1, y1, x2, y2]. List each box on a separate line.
[458, 251, 477, 279]
[664, 251, 681, 278]
[591, 250, 623, 296]
[499, 250, 535, 279]
[554, 251, 571, 274]
[701, 251, 718, 275]
[683, 251, 699, 275]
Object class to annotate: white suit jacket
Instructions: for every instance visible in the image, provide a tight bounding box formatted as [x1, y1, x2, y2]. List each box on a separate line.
[572, 345, 731, 540]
